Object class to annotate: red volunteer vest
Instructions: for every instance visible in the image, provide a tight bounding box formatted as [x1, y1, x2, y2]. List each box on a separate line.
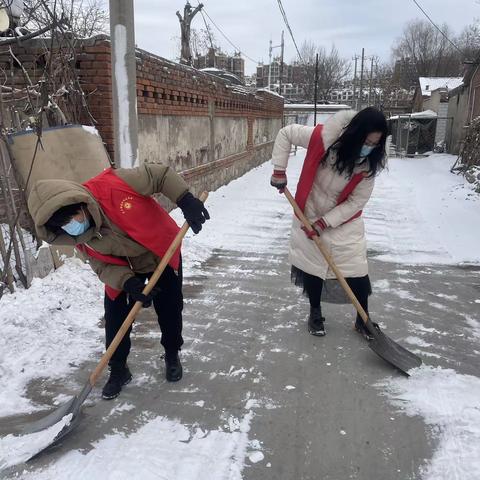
[295, 124, 365, 223]
[78, 168, 181, 300]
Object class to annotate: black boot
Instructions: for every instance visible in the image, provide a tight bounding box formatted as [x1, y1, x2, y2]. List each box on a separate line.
[102, 364, 132, 400]
[308, 307, 326, 336]
[354, 316, 379, 341]
[165, 351, 183, 382]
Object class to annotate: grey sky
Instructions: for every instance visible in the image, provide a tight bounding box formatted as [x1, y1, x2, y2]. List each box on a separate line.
[133, 0, 479, 75]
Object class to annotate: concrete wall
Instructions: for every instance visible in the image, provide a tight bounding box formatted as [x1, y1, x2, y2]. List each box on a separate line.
[447, 87, 469, 154]
[253, 118, 282, 145]
[138, 115, 211, 171]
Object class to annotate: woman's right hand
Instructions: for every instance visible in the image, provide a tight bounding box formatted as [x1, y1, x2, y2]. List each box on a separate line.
[270, 170, 287, 193]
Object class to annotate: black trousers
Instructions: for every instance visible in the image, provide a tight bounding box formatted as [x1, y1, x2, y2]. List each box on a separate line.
[104, 264, 184, 367]
[303, 271, 371, 319]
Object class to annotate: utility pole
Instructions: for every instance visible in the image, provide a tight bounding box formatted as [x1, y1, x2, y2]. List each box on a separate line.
[109, 0, 138, 169]
[279, 30, 284, 97]
[314, 53, 319, 125]
[352, 54, 359, 109]
[368, 55, 375, 106]
[268, 36, 283, 92]
[359, 47, 365, 110]
[268, 39, 272, 90]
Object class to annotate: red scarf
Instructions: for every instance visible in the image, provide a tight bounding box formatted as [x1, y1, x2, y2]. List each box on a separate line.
[78, 168, 181, 300]
[294, 124, 364, 223]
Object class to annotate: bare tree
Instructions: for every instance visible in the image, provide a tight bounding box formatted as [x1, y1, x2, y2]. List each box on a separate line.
[176, 1, 203, 66]
[457, 19, 480, 61]
[392, 19, 461, 78]
[23, 0, 108, 38]
[294, 41, 350, 102]
[190, 27, 218, 58]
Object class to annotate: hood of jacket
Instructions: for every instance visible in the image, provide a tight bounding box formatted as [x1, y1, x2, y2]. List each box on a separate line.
[27, 178, 103, 244]
[321, 109, 357, 150]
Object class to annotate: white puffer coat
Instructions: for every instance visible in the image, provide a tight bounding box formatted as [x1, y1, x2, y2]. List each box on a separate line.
[272, 110, 381, 280]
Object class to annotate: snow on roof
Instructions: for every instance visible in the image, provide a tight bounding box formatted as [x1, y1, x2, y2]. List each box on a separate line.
[389, 109, 438, 120]
[419, 77, 463, 96]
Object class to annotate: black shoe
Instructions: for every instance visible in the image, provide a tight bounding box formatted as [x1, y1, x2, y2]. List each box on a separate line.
[102, 364, 132, 400]
[165, 352, 183, 382]
[354, 317, 379, 341]
[308, 307, 326, 336]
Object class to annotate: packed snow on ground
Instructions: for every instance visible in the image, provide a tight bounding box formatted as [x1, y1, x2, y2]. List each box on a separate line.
[0, 160, 288, 476]
[0, 258, 103, 417]
[376, 366, 480, 480]
[365, 153, 480, 265]
[10, 412, 257, 480]
[1, 146, 479, 477]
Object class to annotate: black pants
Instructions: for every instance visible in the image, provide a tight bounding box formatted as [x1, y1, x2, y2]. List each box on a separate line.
[104, 265, 184, 367]
[303, 271, 371, 319]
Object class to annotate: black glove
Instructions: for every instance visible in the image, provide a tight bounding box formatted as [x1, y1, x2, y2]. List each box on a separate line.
[123, 276, 160, 307]
[177, 192, 210, 234]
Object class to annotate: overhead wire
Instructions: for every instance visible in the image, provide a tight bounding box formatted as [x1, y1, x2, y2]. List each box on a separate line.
[276, 0, 304, 64]
[195, 2, 258, 64]
[411, 0, 464, 56]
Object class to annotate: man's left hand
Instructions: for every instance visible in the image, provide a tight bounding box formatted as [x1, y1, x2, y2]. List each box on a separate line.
[177, 192, 210, 234]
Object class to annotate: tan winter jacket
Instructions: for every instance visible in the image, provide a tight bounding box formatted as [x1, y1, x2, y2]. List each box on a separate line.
[27, 164, 189, 290]
[271, 110, 382, 279]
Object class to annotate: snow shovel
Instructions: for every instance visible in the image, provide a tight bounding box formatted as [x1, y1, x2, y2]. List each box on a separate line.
[15, 191, 209, 459]
[282, 188, 421, 376]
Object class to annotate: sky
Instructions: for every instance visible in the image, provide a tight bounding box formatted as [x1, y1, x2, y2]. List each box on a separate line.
[133, 0, 480, 75]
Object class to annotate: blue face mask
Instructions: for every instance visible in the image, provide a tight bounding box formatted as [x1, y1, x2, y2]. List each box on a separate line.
[360, 144, 375, 157]
[61, 214, 91, 236]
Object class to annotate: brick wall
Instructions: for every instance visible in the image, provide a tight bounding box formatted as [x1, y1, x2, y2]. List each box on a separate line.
[1, 35, 283, 212]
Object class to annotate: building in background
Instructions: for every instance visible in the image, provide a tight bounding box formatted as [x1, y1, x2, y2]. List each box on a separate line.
[194, 48, 245, 80]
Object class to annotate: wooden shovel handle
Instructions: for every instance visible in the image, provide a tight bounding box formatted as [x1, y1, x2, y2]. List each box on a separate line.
[283, 188, 369, 324]
[89, 191, 209, 386]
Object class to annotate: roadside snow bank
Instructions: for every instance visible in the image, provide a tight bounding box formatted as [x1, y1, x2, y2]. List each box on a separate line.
[0, 258, 103, 417]
[365, 154, 480, 265]
[377, 366, 480, 480]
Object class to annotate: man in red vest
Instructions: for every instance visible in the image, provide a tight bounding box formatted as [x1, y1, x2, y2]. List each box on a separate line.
[27, 163, 209, 400]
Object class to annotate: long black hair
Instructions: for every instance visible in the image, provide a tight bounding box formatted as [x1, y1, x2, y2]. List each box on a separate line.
[327, 107, 389, 178]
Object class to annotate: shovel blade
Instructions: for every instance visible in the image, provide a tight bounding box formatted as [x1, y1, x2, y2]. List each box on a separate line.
[368, 325, 422, 376]
[18, 382, 92, 460]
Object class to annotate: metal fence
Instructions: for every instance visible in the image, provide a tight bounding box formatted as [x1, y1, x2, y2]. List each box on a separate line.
[390, 116, 454, 157]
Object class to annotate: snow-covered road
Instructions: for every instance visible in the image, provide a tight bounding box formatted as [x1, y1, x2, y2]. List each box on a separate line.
[1, 150, 480, 479]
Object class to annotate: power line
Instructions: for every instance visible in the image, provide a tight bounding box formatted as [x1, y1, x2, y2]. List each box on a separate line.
[276, 0, 304, 64]
[411, 0, 464, 56]
[197, 4, 258, 64]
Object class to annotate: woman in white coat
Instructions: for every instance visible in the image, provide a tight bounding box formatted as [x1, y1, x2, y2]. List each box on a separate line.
[270, 107, 388, 339]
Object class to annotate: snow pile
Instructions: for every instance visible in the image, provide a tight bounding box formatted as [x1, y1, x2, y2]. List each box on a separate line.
[365, 154, 480, 265]
[14, 412, 258, 480]
[0, 258, 103, 417]
[0, 414, 72, 470]
[377, 366, 480, 480]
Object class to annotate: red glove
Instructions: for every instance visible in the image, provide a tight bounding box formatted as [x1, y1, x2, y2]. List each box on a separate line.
[270, 170, 287, 193]
[301, 218, 328, 239]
